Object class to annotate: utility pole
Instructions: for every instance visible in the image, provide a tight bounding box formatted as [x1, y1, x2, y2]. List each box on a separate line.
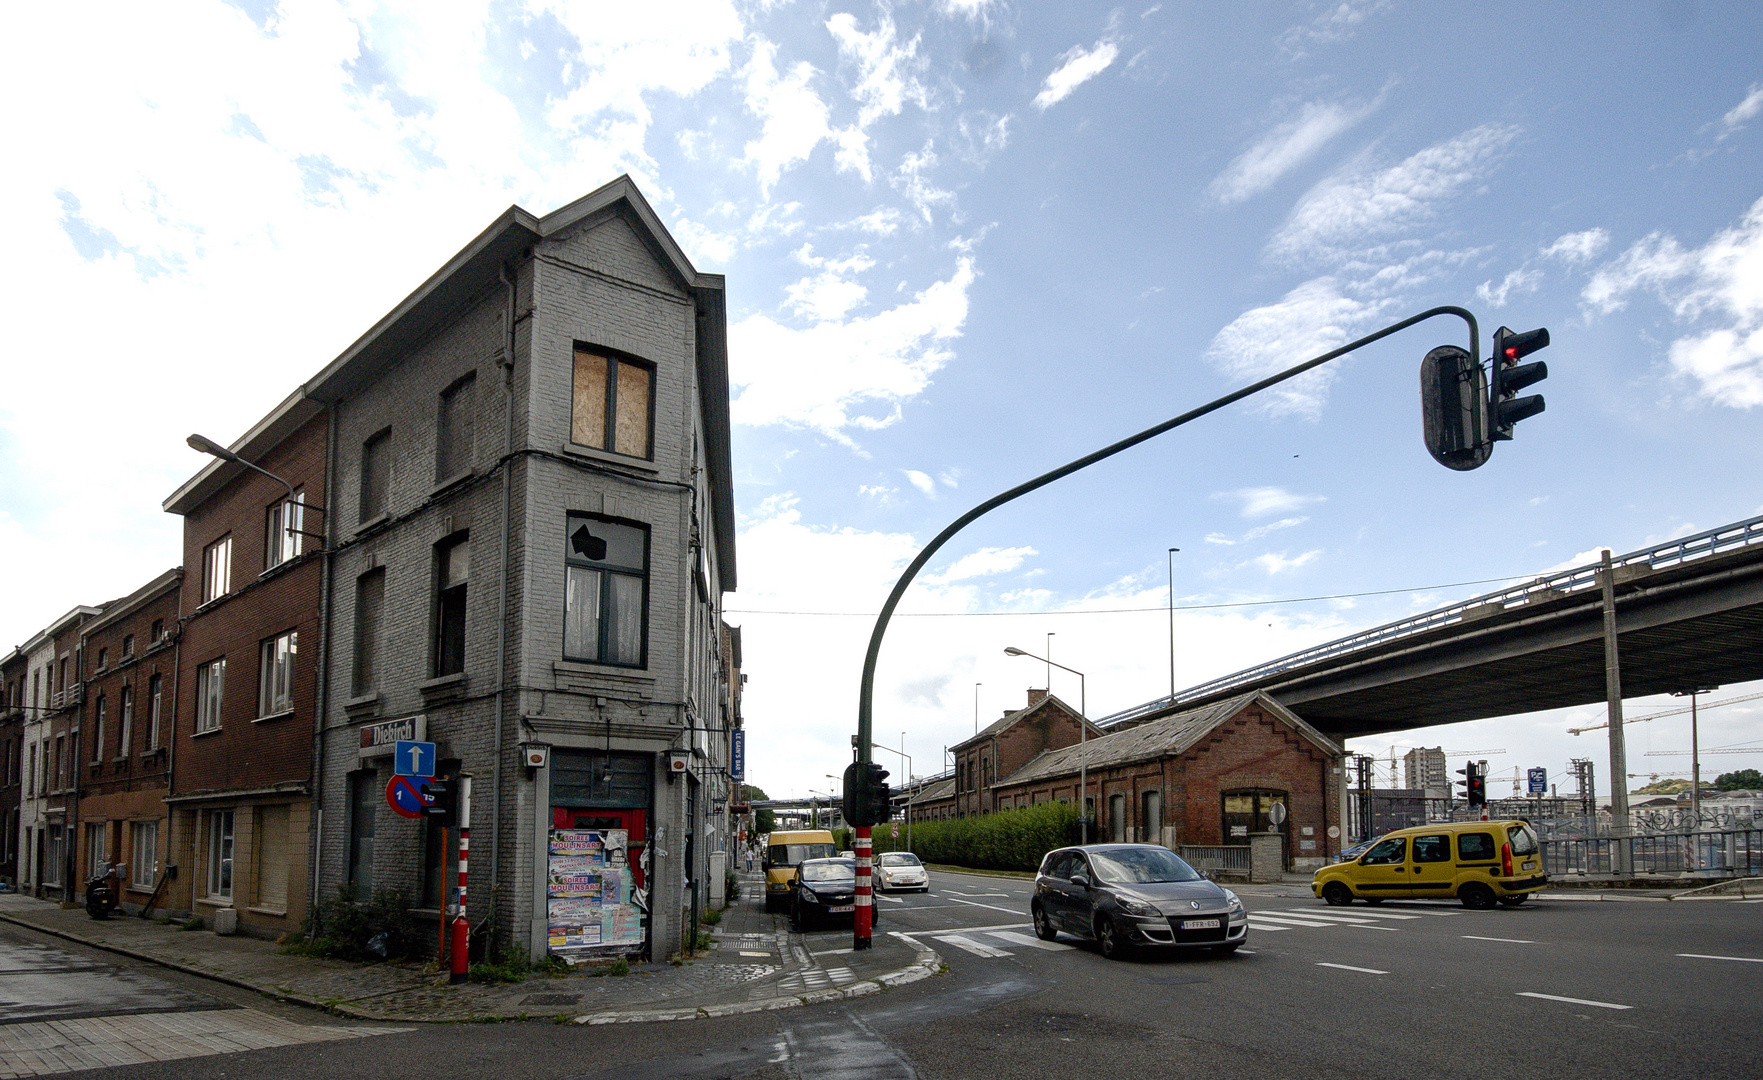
[1600, 550, 1632, 873]
[1167, 547, 1180, 701]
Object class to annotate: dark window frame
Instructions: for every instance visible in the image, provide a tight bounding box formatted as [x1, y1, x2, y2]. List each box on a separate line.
[1413, 834, 1451, 863]
[433, 533, 470, 678]
[570, 344, 657, 460]
[561, 514, 650, 669]
[359, 427, 391, 522]
[352, 568, 385, 696]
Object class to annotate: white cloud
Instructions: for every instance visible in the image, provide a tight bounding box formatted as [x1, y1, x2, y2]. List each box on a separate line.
[902, 469, 938, 497]
[925, 546, 1037, 583]
[1581, 195, 1763, 408]
[1204, 277, 1389, 417]
[728, 257, 976, 441]
[837, 206, 909, 236]
[1278, 0, 1392, 59]
[1476, 266, 1542, 307]
[669, 216, 738, 266]
[893, 142, 957, 224]
[1268, 124, 1518, 265]
[1716, 82, 1763, 141]
[741, 37, 845, 194]
[783, 242, 876, 321]
[1033, 38, 1120, 111]
[1541, 228, 1610, 264]
[826, 13, 930, 129]
[1217, 487, 1327, 519]
[1251, 550, 1323, 575]
[1209, 98, 1379, 204]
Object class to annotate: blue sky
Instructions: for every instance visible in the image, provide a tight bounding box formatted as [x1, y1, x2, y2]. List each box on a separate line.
[3, 1, 1761, 802]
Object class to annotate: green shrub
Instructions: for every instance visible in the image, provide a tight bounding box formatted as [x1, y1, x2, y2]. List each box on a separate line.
[468, 960, 528, 984]
[179, 916, 205, 931]
[298, 887, 426, 962]
[608, 957, 630, 976]
[863, 802, 1079, 873]
[700, 906, 723, 926]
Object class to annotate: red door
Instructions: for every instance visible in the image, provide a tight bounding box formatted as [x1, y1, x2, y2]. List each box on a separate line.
[552, 807, 647, 891]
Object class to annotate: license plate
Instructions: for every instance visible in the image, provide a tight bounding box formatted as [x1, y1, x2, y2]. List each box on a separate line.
[1523, 861, 1536, 870]
[1181, 918, 1220, 930]
[830, 904, 854, 913]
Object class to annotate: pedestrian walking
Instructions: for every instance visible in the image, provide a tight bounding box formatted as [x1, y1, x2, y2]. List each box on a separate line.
[744, 848, 754, 873]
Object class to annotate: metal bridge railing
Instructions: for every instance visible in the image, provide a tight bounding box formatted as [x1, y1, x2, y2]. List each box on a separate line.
[1541, 829, 1763, 877]
[1100, 512, 1763, 728]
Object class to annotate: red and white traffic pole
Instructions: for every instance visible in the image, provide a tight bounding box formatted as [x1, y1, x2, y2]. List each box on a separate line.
[450, 775, 472, 984]
[853, 825, 873, 949]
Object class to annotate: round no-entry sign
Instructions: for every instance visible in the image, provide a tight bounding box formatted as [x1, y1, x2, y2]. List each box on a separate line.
[386, 775, 433, 819]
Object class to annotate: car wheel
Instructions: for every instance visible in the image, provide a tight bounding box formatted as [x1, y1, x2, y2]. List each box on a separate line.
[1460, 883, 1497, 910]
[1321, 881, 1353, 906]
[1498, 894, 1528, 908]
[1032, 902, 1058, 941]
[1096, 916, 1130, 960]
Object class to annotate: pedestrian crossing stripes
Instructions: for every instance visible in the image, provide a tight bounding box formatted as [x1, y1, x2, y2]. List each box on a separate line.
[766, 966, 858, 996]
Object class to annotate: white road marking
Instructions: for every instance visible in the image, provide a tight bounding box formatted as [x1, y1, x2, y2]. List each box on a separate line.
[1236, 949, 1257, 955]
[935, 934, 1013, 958]
[873, 894, 904, 904]
[942, 895, 1026, 915]
[1677, 953, 1763, 963]
[739, 950, 771, 957]
[1735, 898, 1763, 904]
[1517, 992, 1632, 1010]
[1248, 909, 1339, 923]
[1463, 935, 1534, 944]
[1272, 911, 1379, 924]
[1241, 921, 1290, 932]
[892, 923, 1031, 938]
[988, 930, 1076, 952]
[1285, 909, 1422, 920]
[1316, 963, 1388, 974]
[810, 947, 854, 956]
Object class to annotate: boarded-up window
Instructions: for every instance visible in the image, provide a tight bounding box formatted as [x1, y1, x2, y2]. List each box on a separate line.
[352, 569, 384, 695]
[256, 805, 290, 912]
[437, 373, 475, 480]
[359, 429, 390, 522]
[571, 348, 653, 459]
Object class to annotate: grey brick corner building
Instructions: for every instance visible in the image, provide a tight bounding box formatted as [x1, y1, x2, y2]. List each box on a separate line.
[301, 176, 737, 962]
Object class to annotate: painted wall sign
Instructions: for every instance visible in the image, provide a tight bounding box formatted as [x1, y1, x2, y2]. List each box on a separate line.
[358, 714, 426, 758]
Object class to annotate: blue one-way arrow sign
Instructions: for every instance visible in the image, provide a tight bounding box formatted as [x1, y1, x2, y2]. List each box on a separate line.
[395, 740, 436, 779]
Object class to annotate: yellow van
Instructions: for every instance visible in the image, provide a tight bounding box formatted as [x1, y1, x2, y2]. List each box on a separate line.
[762, 829, 838, 912]
[1312, 820, 1547, 909]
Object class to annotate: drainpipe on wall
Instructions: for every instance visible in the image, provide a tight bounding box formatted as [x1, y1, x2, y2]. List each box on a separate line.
[309, 402, 338, 924]
[493, 263, 518, 925]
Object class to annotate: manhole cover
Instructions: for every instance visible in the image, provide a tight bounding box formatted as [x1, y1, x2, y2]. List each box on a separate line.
[520, 994, 582, 1006]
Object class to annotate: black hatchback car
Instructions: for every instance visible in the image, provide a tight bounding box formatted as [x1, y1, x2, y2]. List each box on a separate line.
[788, 857, 877, 930]
[1031, 844, 1247, 959]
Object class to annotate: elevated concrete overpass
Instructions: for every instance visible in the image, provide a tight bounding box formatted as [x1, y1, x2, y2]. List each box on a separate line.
[1100, 514, 1763, 742]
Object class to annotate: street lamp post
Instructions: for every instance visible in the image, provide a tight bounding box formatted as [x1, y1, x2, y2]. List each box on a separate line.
[853, 305, 1489, 952]
[1671, 685, 1720, 841]
[1006, 646, 1086, 842]
[868, 741, 913, 852]
[1167, 547, 1180, 701]
[187, 433, 327, 547]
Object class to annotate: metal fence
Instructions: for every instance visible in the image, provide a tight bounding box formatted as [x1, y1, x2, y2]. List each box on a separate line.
[1178, 845, 1251, 873]
[1541, 829, 1763, 877]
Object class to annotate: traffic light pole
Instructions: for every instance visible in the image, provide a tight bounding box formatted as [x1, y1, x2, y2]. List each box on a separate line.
[853, 305, 1483, 951]
[451, 775, 472, 984]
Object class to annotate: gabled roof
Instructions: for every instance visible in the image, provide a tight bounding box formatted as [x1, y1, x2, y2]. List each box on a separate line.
[80, 568, 183, 638]
[950, 692, 1103, 754]
[910, 777, 956, 804]
[997, 692, 1342, 788]
[160, 175, 736, 589]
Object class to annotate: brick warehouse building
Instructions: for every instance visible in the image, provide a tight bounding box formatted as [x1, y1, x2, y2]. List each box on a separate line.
[913, 690, 1346, 871]
[298, 175, 737, 963]
[163, 394, 329, 936]
[73, 569, 181, 913]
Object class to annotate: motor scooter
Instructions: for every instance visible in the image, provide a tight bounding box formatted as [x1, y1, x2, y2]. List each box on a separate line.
[85, 862, 126, 920]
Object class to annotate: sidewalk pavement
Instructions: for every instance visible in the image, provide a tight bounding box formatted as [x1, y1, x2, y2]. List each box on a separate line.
[0, 874, 939, 1025]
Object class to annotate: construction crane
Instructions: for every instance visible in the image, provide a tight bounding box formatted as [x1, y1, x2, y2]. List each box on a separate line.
[1569, 690, 1763, 735]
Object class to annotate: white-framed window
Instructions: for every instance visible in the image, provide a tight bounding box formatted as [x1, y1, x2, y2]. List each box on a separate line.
[87, 821, 107, 879]
[202, 535, 232, 603]
[207, 810, 234, 900]
[147, 674, 162, 748]
[265, 489, 305, 569]
[196, 658, 226, 733]
[258, 631, 297, 717]
[131, 820, 159, 889]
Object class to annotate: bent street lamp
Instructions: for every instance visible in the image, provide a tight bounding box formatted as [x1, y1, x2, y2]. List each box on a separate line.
[849, 305, 1513, 951]
[187, 433, 328, 547]
[1005, 647, 1087, 842]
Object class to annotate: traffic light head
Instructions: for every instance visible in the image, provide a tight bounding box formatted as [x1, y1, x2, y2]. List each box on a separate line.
[842, 761, 893, 826]
[1420, 345, 1492, 470]
[421, 777, 459, 828]
[1490, 326, 1550, 440]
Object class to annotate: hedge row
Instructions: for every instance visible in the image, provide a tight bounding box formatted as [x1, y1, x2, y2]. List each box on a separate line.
[834, 801, 1081, 872]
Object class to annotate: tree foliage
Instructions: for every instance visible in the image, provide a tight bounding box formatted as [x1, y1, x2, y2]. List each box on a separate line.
[742, 785, 775, 834]
[1715, 769, 1763, 791]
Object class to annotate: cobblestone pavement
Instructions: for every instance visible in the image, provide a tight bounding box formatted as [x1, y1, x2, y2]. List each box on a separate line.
[0, 873, 936, 1025]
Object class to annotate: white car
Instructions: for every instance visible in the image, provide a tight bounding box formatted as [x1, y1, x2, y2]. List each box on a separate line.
[875, 851, 930, 892]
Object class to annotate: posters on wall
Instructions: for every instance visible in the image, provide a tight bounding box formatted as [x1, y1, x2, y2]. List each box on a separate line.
[547, 829, 644, 952]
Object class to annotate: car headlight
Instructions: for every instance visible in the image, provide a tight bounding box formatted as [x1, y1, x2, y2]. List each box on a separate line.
[1223, 889, 1243, 911]
[1115, 896, 1161, 917]
[799, 889, 817, 903]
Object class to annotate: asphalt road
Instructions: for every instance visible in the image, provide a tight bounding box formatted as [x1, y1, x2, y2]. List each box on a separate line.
[6, 876, 1760, 1079]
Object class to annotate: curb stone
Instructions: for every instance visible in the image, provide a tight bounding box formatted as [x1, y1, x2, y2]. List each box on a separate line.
[572, 936, 942, 1026]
